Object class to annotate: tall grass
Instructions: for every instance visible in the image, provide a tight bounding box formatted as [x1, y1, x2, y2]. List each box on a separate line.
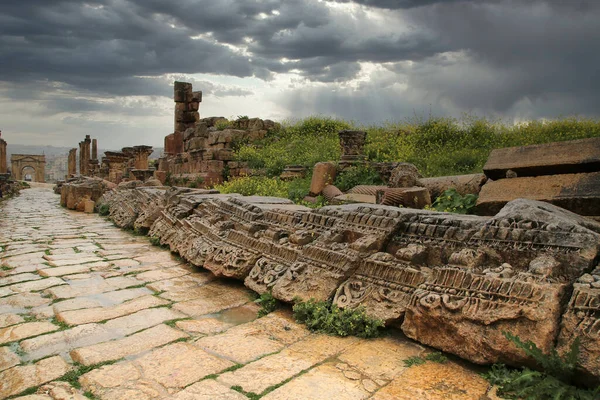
[235, 115, 600, 178]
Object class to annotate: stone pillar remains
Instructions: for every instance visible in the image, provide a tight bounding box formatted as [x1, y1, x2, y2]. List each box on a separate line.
[0, 137, 7, 174]
[170, 81, 202, 156]
[92, 139, 98, 161]
[79, 135, 91, 176]
[338, 130, 366, 169]
[132, 145, 153, 170]
[67, 148, 77, 177]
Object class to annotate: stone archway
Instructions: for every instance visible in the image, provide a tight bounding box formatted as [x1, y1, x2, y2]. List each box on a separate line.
[11, 154, 46, 182]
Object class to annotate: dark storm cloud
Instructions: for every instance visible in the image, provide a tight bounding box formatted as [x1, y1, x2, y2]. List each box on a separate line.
[1, 0, 600, 147]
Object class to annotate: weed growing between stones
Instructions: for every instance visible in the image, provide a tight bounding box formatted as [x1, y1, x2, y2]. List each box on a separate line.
[149, 236, 162, 247]
[403, 351, 448, 368]
[403, 356, 426, 367]
[482, 333, 600, 399]
[292, 298, 384, 338]
[50, 317, 70, 331]
[98, 204, 110, 216]
[231, 385, 261, 400]
[57, 360, 120, 389]
[255, 292, 280, 318]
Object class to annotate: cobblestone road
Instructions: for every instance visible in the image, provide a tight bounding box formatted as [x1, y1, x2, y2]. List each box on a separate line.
[0, 187, 497, 399]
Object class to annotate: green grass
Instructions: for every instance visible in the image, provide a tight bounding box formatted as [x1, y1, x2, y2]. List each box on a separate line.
[57, 360, 121, 389]
[231, 115, 600, 180]
[292, 298, 384, 338]
[255, 292, 280, 318]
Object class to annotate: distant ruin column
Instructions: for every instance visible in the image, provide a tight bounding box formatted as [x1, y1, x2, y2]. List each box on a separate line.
[92, 139, 98, 161]
[338, 130, 367, 169]
[0, 138, 7, 174]
[67, 148, 77, 177]
[79, 135, 91, 176]
[132, 146, 154, 170]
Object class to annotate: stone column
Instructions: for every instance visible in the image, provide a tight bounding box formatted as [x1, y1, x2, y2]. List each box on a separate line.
[0, 138, 7, 174]
[68, 148, 77, 177]
[132, 146, 154, 170]
[338, 130, 367, 169]
[92, 139, 98, 161]
[79, 135, 92, 176]
[173, 81, 201, 153]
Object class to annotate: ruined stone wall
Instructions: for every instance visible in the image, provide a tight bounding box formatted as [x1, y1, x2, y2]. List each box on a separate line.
[94, 185, 600, 382]
[156, 81, 279, 187]
[0, 138, 7, 174]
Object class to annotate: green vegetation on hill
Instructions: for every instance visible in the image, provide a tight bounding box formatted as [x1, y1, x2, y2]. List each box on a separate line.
[235, 115, 600, 178]
[216, 115, 600, 204]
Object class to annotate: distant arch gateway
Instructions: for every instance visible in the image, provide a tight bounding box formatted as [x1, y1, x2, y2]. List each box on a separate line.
[11, 154, 45, 182]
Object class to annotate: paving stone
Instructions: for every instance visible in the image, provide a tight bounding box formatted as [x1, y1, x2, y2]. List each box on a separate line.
[70, 324, 188, 365]
[52, 287, 153, 313]
[261, 363, 370, 400]
[79, 362, 161, 400]
[0, 321, 58, 345]
[25, 381, 89, 400]
[172, 289, 250, 317]
[135, 267, 190, 283]
[338, 336, 424, 381]
[170, 380, 247, 400]
[370, 362, 490, 400]
[218, 349, 315, 394]
[0, 313, 25, 328]
[21, 308, 187, 361]
[38, 264, 98, 277]
[0, 292, 49, 313]
[56, 295, 170, 325]
[175, 318, 233, 335]
[47, 276, 141, 299]
[146, 273, 215, 293]
[0, 346, 20, 372]
[0, 273, 42, 287]
[136, 342, 234, 389]
[286, 334, 360, 362]
[47, 257, 104, 267]
[4, 278, 65, 295]
[0, 356, 70, 398]
[194, 327, 284, 364]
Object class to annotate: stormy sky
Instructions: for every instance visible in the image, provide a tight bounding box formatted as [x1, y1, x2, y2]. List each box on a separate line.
[1, 0, 599, 149]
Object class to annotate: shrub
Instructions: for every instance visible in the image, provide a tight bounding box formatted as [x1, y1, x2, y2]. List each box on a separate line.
[235, 116, 351, 177]
[482, 332, 600, 399]
[430, 188, 477, 214]
[292, 298, 384, 338]
[98, 204, 110, 216]
[215, 119, 232, 131]
[334, 164, 385, 192]
[255, 292, 280, 318]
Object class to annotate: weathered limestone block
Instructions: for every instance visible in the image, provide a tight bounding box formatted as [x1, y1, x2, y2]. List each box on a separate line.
[388, 163, 421, 188]
[331, 194, 377, 205]
[401, 199, 600, 366]
[309, 162, 336, 196]
[476, 171, 600, 216]
[484, 137, 600, 180]
[558, 268, 600, 383]
[321, 185, 343, 202]
[347, 185, 388, 196]
[417, 173, 487, 200]
[61, 178, 109, 211]
[271, 204, 405, 303]
[378, 187, 431, 209]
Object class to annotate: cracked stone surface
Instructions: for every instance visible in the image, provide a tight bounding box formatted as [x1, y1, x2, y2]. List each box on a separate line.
[0, 186, 497, 399]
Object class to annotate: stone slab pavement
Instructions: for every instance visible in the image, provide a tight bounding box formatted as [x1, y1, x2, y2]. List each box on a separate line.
[0, 187, 499, 399]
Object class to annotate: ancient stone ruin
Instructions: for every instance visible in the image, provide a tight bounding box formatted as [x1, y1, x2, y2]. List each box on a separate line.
[477, 137, 600, 219]
[94, 183, 600, 382]
[10, 154, 46, 182]
[0, 136, 7, 175]
[155, 81, 280, 186]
